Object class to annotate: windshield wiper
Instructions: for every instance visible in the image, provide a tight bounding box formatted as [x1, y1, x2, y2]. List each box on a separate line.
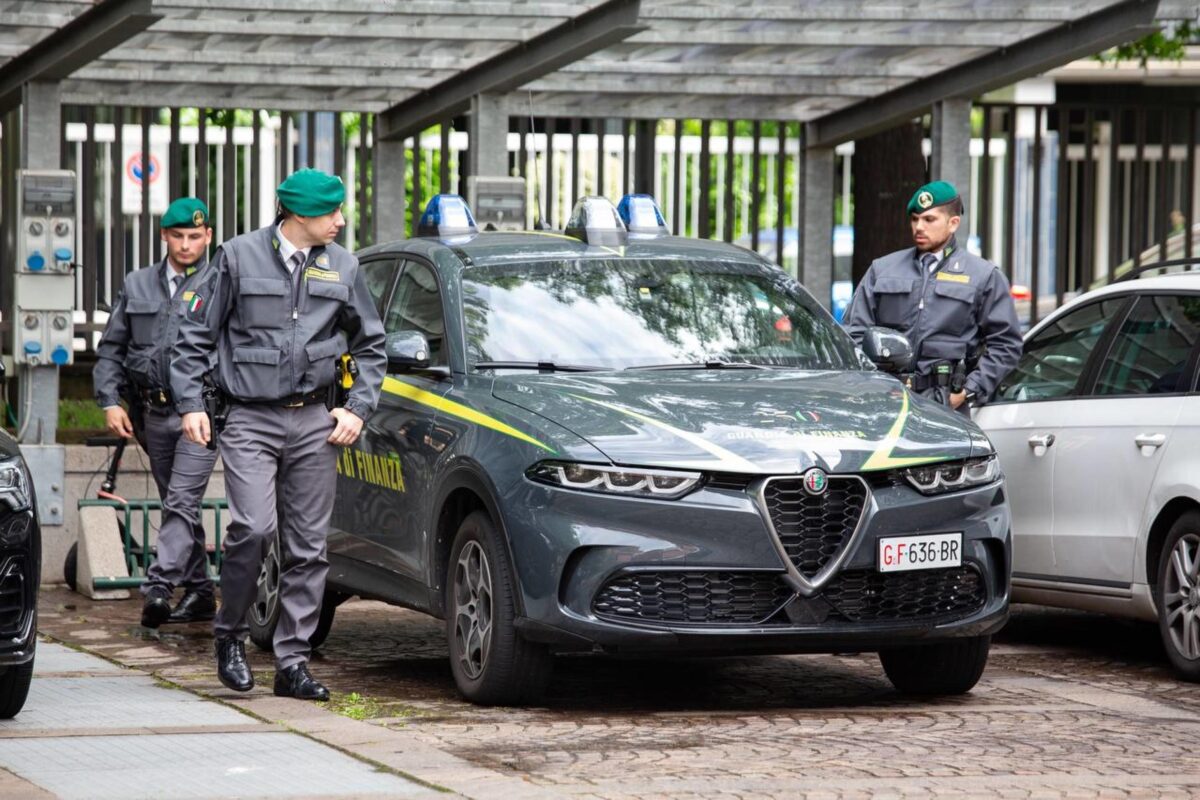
[626, 361, 769, 371]
[474, 361, 607, 373]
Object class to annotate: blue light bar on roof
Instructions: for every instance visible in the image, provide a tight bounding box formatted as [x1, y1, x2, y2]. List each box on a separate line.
[417, 194, 478, 238]
[617, 194, 669, 236]
[564, 196, 627, 246]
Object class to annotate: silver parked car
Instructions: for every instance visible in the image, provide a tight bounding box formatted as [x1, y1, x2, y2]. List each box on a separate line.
[975, 266, 1200, 680]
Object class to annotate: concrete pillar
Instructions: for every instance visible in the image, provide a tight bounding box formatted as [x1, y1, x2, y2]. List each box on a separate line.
[931, 97, 972, 202]
[468, 94, 509, 178]
[802, 145, 835, 310]
[16, 80, 66, 525]
[373, 118, 407, 243]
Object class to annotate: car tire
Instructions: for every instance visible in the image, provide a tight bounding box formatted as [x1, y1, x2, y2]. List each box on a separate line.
[310, 591, 347, 651]
[0, 656, 35, 719]
[879, 634, 991, 695]
[1155, 511, 1200, 682]
[63, 542, 78, 591]
[248, 532, 282, 652]
[445, 510, 551, 705]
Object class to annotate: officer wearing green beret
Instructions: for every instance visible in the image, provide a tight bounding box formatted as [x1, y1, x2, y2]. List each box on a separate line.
[843, 181, 1022, 413]
[95, 197, 219, 627]
[173, 169, 386, 700]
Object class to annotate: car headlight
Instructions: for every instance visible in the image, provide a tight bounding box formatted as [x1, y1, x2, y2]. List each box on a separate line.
[0, 459, 30, 513]
[526, 461, 701, 499]
[901, 455, 999, 495]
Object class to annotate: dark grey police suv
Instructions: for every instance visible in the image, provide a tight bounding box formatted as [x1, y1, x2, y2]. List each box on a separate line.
[250, 196, 1011, 705]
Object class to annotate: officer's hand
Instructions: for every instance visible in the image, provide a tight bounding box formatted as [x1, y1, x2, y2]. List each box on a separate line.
[328, 407, 364, 447]
[949, 390, 967, 409]
[181, 411, 210, 446]
[105, 406, 134, 439]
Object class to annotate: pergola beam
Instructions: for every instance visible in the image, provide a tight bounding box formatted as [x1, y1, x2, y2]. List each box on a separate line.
[0, 0, 160, 113]
[378, 0, 644, 141]
[806, 0, 1161, 149]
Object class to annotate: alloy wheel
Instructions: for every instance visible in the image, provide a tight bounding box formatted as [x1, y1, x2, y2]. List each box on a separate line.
[453, 540, 494, 680]
[1164, 532, 1200, 661]
[251, 535, 281, 626]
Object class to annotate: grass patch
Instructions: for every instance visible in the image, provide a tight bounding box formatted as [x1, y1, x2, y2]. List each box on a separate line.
[59, 399, 106, 431]
[322, 691, 421, 722]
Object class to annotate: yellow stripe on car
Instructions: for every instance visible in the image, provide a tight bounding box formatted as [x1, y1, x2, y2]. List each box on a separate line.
[860, 390, 948, 471]
[381, 377, 557, 453]
[569, 394, 759, 472]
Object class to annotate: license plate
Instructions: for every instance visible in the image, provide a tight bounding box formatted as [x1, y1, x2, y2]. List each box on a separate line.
[878, 533, 962, 573]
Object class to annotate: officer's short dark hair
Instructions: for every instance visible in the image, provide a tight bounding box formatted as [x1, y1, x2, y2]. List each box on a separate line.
[946, 197, 964, 217]
[275, 200, 297, 223]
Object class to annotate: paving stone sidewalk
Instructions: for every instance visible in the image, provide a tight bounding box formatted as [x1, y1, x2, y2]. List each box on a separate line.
[30, 586, 1200, 799]
[0, 641, 438, 800]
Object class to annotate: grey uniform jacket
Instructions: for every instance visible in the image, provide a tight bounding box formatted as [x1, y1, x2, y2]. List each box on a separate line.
[94, 259, 207, 408]
[843, 243, 1023, 401]
[171, 225, 387, 420]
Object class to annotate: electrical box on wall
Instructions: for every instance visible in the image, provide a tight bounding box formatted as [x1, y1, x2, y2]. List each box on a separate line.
[13, 170, 76, 366]
[467, 176, 526, 232]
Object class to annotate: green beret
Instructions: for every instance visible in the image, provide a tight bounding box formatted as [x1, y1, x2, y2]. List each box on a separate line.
[277, 168, 345, 217]
[906, 181, 960, 215]
[161, 197, 209, 229]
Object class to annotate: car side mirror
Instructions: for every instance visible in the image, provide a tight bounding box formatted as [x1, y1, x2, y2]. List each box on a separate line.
[385, 331, 449, 378]
[386, 331, 431, 371]
[861, 326, 914, 374]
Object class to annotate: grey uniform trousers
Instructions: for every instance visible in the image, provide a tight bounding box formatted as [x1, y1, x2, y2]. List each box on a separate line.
[141, 409, 218, 598]
[215, 402, 338, 670]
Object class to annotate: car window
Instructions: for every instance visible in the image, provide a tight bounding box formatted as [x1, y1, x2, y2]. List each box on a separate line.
[1091, 294, 1200, 396]
[995, 297, 1127, 403]
[359, 257, 398, 314]
[460, 258, 859, 370]
[385, 260, 447, 366]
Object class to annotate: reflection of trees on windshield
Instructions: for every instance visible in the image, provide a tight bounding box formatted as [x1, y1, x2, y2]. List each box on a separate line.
[462, 259, 859, 370]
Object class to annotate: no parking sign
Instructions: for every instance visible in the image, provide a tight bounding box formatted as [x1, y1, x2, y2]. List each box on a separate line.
[122, 125, 169, 215]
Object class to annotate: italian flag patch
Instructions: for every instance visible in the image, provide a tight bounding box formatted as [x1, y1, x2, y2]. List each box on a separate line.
[188, 295, 204, 314]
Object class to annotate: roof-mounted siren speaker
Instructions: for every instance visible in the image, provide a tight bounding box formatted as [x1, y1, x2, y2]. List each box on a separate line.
[416, 194, 478, 239]
[617, 194, 669, 238]
[564, 196, 627, 246]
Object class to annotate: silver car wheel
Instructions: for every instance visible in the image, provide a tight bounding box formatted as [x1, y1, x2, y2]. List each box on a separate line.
[453, 540, 494, 681]
[1164, 532, 1200, 661]
[251, 534, 281, 627]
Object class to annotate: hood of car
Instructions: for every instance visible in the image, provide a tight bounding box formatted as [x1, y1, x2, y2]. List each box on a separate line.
[0, 428, 18, 461]
[492, 369, 982, 474]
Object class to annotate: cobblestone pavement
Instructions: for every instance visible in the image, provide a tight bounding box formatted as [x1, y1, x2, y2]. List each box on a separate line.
[33, 586, 1200, 799]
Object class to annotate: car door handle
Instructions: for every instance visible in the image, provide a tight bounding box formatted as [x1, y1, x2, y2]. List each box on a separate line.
[1135, 433, 1166, 449]
[1027, 433, 1055, 458]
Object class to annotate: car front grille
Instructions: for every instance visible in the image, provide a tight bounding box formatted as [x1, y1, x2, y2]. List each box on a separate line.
[821, 565, 986, 622]
[0, 558, 26, 638]
[762, 476, 867, 578]
[591, 565, 987, 628]
[592, 571, 794, 626]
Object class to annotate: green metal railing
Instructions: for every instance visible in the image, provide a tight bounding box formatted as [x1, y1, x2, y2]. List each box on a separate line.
[78, 498, 228, 590]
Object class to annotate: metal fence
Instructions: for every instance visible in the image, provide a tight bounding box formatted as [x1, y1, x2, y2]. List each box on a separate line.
[3, 99, 1196, 347]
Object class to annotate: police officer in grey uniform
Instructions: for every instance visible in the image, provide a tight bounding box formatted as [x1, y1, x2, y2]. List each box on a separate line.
[843, 181, 1022, 414]
[94, 197, 219, 628]
[173, 169, 386, 700]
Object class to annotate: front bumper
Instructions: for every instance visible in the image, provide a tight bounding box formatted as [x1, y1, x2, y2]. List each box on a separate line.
[502, 473, 1011, 655]
[0, 509, 40, 666]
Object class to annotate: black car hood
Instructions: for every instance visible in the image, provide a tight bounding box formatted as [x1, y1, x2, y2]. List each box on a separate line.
[493, 369, 981, 474]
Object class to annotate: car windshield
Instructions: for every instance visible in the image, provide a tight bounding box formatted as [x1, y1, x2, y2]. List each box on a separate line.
[461, 258, 861, 371]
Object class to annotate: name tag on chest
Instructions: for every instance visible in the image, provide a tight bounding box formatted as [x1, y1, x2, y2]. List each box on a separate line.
[936, 272, 970, 284]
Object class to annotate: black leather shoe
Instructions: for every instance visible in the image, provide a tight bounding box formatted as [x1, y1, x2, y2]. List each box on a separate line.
[167, 591, 216, 624]
[141, 594, 171, 629]
[215, 637, 254, 692]
[273, 663, 329, 701]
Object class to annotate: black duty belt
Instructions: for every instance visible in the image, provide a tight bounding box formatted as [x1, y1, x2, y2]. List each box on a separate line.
[237, 390, 327, 409]
[140, 387, 173, 408]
